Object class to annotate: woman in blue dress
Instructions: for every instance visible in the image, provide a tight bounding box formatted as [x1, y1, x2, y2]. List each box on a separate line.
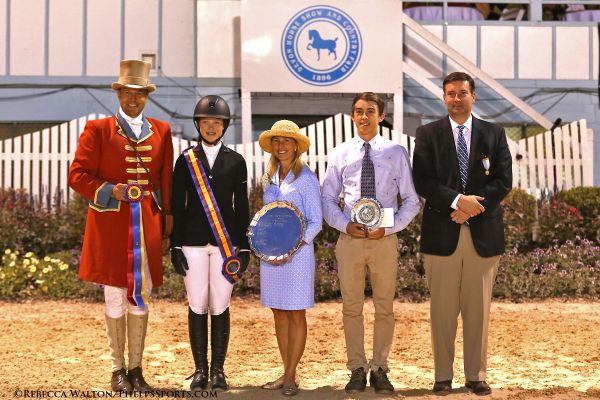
[256, 120, 322, 396]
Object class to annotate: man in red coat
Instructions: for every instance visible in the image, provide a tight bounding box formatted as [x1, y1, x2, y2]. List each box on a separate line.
[69, 59, 173, 392]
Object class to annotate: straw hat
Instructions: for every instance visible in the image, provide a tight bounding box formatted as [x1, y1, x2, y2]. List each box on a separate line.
[259, 120, 310, 154]
[111, 59, 156, 93]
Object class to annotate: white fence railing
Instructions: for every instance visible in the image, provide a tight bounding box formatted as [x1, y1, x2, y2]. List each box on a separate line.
[0, 114, 594, 204]
[507, 119, 594, 196]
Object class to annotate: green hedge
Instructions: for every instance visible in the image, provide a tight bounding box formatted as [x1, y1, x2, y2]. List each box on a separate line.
[554, 187, 600, 241]
[0, 186, 598, 301]
[493, 238, 600, 300]
[0, 249, 102, 301]
[555, 187, 600, 220]
[501, 189, 537, 250]
[2, 237, 598, 301]
[0, 189, 87, 257]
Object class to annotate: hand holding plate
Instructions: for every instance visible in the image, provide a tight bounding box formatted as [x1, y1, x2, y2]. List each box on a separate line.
[367, 227, 385, 240]
[346, 222, 368, 238]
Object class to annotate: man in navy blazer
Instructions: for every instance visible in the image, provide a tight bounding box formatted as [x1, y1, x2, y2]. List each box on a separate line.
[412, 72, 512, 396]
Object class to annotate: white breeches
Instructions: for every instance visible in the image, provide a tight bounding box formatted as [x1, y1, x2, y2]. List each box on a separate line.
[104, 254, 152, 318]
[183, 245, 233, 315]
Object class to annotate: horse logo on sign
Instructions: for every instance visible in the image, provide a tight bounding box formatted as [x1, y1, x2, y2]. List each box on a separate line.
[307, 30, 338, 61]
[281, 5, 362, 86]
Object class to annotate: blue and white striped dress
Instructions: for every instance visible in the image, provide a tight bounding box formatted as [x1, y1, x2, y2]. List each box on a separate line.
[259, 165, 323, 310]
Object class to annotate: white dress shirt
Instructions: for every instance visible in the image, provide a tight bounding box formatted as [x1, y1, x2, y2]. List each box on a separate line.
[450, 115, 473, 209]
[119, 108, 143, 138]
[201, 141, 222, 169]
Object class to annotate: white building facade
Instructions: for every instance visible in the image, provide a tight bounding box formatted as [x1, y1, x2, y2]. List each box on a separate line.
[0, 0, 598, 183]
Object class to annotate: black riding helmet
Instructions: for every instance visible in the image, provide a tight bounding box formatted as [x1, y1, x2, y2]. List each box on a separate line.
[193, 95, 231, 134]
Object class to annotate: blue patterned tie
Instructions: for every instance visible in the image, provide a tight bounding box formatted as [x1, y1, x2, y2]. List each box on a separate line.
[361, 142, 376, 198]
[457, 125, 469, 191]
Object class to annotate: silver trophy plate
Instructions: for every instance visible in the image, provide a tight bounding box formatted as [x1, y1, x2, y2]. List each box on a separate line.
[248, 201, 306, 263]
[351, 198, 384, 229]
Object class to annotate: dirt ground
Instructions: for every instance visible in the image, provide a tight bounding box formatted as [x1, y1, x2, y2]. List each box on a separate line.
[1, 298, 599, 400]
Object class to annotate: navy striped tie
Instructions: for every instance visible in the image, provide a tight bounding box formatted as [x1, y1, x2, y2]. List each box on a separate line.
[457, 125, 468, 191]
[361, 142, 376, 198]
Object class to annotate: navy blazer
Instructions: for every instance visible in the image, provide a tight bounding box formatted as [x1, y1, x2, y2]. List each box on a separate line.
[171, 144, 250, 250]
[412, 116, 512, 257]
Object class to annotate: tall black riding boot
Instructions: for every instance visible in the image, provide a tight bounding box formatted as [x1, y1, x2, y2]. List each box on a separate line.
[188, 307, 209, 390]
[210, 307, 230, 391]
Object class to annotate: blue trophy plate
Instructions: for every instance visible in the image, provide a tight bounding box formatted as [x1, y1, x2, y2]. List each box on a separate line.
[248, 201, 305, 263]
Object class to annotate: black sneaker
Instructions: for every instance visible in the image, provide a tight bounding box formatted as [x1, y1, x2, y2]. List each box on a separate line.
[369, 367, 394, 395]
[345, 367, 367, 393]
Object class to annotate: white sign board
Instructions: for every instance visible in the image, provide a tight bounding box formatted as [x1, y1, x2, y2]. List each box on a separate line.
[241, 0, 403, 93]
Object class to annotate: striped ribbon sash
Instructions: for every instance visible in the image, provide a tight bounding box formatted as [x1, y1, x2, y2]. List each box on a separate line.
[183, 148, 242, 284]
[124, 183, 149, 307]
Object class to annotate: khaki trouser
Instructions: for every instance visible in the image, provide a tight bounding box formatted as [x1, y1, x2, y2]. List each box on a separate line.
[335, 233, 398, 371]
[424, 225, 499, 382]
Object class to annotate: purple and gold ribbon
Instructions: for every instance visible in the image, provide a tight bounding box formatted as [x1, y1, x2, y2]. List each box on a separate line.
[183, 148, 242, 284]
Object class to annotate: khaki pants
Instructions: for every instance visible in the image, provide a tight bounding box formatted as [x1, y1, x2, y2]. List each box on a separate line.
[424, 225, 499, 382]
[335, 233, 398, 371]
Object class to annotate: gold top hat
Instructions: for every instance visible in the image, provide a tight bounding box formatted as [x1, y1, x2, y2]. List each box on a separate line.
[259, 120, 310, 154]
[111, 59, 156, 93]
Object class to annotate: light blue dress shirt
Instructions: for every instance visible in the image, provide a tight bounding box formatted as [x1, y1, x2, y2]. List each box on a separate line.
[321, 135, 421, 236]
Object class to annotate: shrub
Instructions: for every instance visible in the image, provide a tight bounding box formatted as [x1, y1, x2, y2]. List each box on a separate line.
[397, 212, 422, 257]
[0, 248, 100, 300]
[3, 239, 599, 302]
[0, 189, 87, 256]
[501, 189, 536, 251]
[494, 238, 600, 300]
[248, 181, 264, 215]
[555, 187, 600, 220]
[396, 254, 429, 301]
[313, 248, 340, 301]
[555, 187, 600, 241]
[154, 255, 188, 301]
[2, 183, 597, 303]
[536, 200, 588, 247]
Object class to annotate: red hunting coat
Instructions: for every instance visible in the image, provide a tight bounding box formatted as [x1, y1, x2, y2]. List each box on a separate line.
[69, 115, 173, 288]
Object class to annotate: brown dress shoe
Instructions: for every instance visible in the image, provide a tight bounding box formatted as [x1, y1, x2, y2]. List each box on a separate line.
[111, 368, 132, 392]
[466, 380, 492, 396]
[432, 380, 452, 396]
[128, 367, 152, 392]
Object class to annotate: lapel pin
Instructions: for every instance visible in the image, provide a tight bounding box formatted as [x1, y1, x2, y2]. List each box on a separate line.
[482, 155, 490, 176]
